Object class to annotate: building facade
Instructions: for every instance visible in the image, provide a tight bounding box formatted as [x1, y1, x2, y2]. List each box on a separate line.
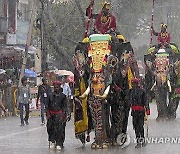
[0, 0, 32, 45]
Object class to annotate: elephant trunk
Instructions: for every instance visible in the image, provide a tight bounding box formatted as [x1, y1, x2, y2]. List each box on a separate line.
[79, 86, 90, 99]
[151, 80, 172, 92]
[80, 85, 111, 100]
[96, 85, 111, 99]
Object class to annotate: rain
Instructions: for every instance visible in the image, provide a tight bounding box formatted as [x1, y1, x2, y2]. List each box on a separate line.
[0, 0, 180, 153]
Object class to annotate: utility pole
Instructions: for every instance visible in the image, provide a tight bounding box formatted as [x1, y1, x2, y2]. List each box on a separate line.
[18, 0, 36, 86]
[40, 0, 48, 73]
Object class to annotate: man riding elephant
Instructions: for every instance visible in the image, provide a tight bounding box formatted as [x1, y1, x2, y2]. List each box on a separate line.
[94, 1, 116, 34]
[148, 23, 178, 55]
[152, 23, 170, 48]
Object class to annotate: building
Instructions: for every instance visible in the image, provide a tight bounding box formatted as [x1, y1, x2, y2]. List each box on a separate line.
[0, 0, 42, 115]
[0, 0, 8, 44]
[0, 0, 32, 45]
[0, 0, 41, 72]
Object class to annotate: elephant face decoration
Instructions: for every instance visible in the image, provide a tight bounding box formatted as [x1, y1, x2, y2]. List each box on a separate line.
[154, 49, 170, 85]
[81, 34, 118, 99]
[88, 38, 111, 73]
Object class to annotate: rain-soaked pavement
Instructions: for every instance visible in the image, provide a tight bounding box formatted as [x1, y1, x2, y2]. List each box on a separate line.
[1, 102, 180, 154]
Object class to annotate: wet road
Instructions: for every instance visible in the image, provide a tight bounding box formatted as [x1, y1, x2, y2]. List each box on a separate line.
[1, 102, 180, 154]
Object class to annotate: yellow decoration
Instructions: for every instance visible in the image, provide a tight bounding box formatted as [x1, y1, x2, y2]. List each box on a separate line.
[13, 88, 19, 116]
[91, 73, 105, 96]
[117, 35, 126, 42]
[101, 15, 109, 23]
[82, 37, 89, 43]
[161, 23, 167, 28]
[177, 61, 180, 84]
[89, 40, 110, 72]
[154, 55, 169, 84]
[74, 78, 88, 134]
[127, 66, 134, 89]
[74, 88, 80, 97]
[161, 73, 167, 84]
[101, 1, 110, 9]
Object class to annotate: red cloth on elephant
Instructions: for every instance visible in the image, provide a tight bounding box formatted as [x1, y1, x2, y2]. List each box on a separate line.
[157, 32, 170, 45]
[94, 13, 116, 34]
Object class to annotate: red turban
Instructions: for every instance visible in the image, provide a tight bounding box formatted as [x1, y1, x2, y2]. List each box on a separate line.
[53, 80, 61, 86]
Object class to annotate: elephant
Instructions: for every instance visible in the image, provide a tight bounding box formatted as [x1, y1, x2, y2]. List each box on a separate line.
[79, 34, 119, 149]
[109, 41, 139, 146]
[144, 46, 180, 121]
[168, 54, 180, 119]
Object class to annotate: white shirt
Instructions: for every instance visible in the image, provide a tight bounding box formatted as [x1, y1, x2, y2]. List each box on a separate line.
[61, 83, 72, 97]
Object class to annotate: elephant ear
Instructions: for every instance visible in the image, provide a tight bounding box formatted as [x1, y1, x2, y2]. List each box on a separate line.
[146, 60, 152, 69]
[73, 51, 86, 77]
[107, 55, 118, 68]
[73, 54, 79, 69]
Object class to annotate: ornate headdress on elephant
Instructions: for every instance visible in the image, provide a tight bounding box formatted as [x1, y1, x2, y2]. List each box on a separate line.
[80, 34, 118, 99]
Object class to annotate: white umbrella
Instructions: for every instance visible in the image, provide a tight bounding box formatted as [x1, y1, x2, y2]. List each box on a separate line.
[54, 70, 74, 76]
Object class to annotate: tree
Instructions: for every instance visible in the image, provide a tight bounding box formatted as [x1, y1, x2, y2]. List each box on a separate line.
[33, 0, 180, 71]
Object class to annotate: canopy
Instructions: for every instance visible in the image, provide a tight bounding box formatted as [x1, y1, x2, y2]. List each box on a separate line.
[66, 75, 74, 83]
[54, 70, 74, 76]
[53, 70, 74, 82]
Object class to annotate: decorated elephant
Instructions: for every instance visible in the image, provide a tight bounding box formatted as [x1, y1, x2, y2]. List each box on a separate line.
[169, 54, 180, 119]
[78, 34, 118, 149]
[109, 41, 139, 146]
[144, 45, 180, 121]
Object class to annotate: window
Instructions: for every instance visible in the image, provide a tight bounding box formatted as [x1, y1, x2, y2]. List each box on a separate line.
[17, 2, 30, 21]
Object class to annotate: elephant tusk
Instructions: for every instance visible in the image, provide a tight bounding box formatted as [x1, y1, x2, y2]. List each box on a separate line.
[79, 86, 90, 99]
[96, 85, 110, 99]
[150, 81, 156, 91]
[167, 80, 172, 92]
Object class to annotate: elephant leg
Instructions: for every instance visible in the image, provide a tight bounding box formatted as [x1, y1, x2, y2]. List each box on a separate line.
[175, 99, 179, 111]
[156, 92, 168, 121]
[168, 98, 179, 119]
[110, 103, 125, 145]
[103, 103, 111, 143]
[89, 98, 109, 149]
[122, 103, 130, 134]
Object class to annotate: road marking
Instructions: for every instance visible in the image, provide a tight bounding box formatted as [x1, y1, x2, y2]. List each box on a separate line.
[0, 126, 44, 139]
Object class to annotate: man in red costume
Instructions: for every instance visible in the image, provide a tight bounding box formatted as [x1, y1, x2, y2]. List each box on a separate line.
[94, 1, 116, 34]
[152, 23, 170, 48]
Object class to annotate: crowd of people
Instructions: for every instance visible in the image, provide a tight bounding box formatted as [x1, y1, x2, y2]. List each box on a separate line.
[16, 76, 72, 149]
[15, 74, 150, 150]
